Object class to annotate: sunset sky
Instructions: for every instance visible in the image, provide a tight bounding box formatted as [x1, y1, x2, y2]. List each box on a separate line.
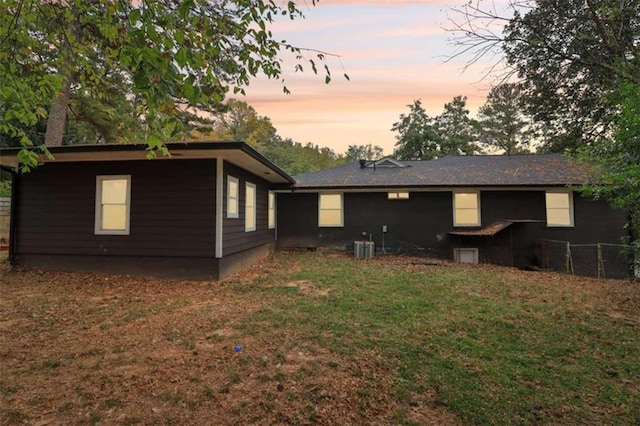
[242, 0, 507, 156]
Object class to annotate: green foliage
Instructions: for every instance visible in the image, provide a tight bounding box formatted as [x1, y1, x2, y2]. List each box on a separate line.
[261, 139, 345, 176]
[344, 144, 384, 161]
[0, 0, 337, 168]
[477, 83, 533, 155]
[0, 180, 11, 197]
[450, 0, 639, 152]
[207, 99, 278, 149]
[392, 97, 479, 160]
[435, 95, 479, 156]
[198, 99, 345, 175]
[580, 83, 640, 262]
[502, 0, 640, 152]
[391, 100, 441, 160]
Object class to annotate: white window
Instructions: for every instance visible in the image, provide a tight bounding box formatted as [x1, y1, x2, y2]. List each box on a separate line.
[546, 191, 574, 227]
[319, 193, 343, 227]
[453, 191, 480, 226]
[95, 175, 131, 235]
[245, 182, 256, 232]
[227, 176, 239, 218]
[388, 191, 409, 199]
[454, 248, 479, 264]
[268, 191, 275, 229]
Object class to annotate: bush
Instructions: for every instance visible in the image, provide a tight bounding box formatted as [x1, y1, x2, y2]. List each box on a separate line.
[0, 180, 11, 197]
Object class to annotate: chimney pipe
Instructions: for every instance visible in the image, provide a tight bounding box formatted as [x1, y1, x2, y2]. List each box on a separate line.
[359, 159, 366, 169]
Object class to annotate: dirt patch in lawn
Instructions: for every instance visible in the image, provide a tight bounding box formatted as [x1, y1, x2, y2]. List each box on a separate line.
[277, 280, 332, 297]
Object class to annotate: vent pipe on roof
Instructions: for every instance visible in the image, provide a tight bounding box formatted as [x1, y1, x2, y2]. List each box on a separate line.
[359, 159, 366, 169]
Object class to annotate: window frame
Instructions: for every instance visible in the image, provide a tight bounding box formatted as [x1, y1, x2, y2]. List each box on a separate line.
[94, 175, 131, 235]
[268, 191, 275, 229]
[453, 191, 481, 227]
[388, 191, 409, 200]
[245, 182, 256, 232]
[227, 176, 239, 219]
[454, 248, 479, 264]
[545, 190, 574, 227]
[318, 193, 344, 227]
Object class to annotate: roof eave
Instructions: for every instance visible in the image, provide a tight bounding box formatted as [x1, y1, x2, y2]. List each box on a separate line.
[289, 183, 587, 191]
[0, 141, 295, 184]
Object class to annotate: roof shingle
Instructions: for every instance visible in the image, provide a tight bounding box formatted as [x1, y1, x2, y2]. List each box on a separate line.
[293, 154, 598, 188]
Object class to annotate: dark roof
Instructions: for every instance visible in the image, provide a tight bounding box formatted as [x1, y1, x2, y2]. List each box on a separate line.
[0, 141, 295, 184]
[293, 154, 598, 189]
[449, 220, 515, 236]
[449, 219, 544, 236]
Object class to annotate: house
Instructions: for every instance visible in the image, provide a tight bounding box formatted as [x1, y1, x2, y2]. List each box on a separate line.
[276, 155, 630, 271]
[0, 142, 292, 280]
[0, 144, 630, 279]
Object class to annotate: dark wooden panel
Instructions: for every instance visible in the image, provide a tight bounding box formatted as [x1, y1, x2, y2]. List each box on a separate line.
[222, 161, 275, 257]
[277, 191, 452, 257]
[474, 191, 628, 268]
[277, 189, 628, 266]
[15, 159, 217, 259]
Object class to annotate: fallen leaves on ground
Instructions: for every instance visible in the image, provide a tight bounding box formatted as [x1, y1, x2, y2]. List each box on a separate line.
[1, 254, 637, 425]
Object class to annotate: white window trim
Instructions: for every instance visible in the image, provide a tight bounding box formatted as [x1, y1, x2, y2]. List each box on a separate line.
[245, 182, 256, 232]
[95, 175, 131, 235]
[268, 191, 275, 229]
[453, 191, 481, 227]
[545, 190, 574, 227]
[227, 176, 239, 218]
[318, 193, 344, 227]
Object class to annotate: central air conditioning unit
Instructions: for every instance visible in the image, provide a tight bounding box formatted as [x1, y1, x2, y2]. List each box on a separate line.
[354, 241, 375, 259]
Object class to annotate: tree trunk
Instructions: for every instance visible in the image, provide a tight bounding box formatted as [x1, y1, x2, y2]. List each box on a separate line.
[44, 74, 72, 147]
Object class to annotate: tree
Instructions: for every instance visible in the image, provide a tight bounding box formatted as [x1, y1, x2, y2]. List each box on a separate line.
[477, 83, 533, 155]
[207, 99, 278, 149]
[193, 99, 344, 175]
[344, 144, 384, 161]
[448, 0, 640, 152]
[580, 83, 640, 268]
[65, 74, 146, 145]
[391, 100, 441, 160]
[260, 139, 345, 176]
[0, 0, 340, 170]
[435, 95, 479, 156]
[392, 97, 479, 160]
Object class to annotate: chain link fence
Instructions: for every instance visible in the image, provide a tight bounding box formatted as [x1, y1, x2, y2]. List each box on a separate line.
[536, 239, 637, 279]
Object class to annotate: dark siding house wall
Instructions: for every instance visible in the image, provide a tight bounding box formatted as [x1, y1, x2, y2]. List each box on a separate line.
[14, 159, 218, 278]
[456, 190, 547, 267]
[455, 191, 628, 268]
[277, 191, 453, 257]
[277, 189, 628, 269]
[221, 162, 276, 274]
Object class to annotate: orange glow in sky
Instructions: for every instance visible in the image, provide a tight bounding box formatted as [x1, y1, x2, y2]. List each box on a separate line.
[243, 0, 507, 156]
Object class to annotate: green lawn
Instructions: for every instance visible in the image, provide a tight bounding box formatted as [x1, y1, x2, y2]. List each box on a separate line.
[232, 253, 640, 424]
[1, 252, 639, 425]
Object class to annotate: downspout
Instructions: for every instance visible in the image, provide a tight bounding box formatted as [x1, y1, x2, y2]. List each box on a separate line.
[1, 166, 18, 265]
